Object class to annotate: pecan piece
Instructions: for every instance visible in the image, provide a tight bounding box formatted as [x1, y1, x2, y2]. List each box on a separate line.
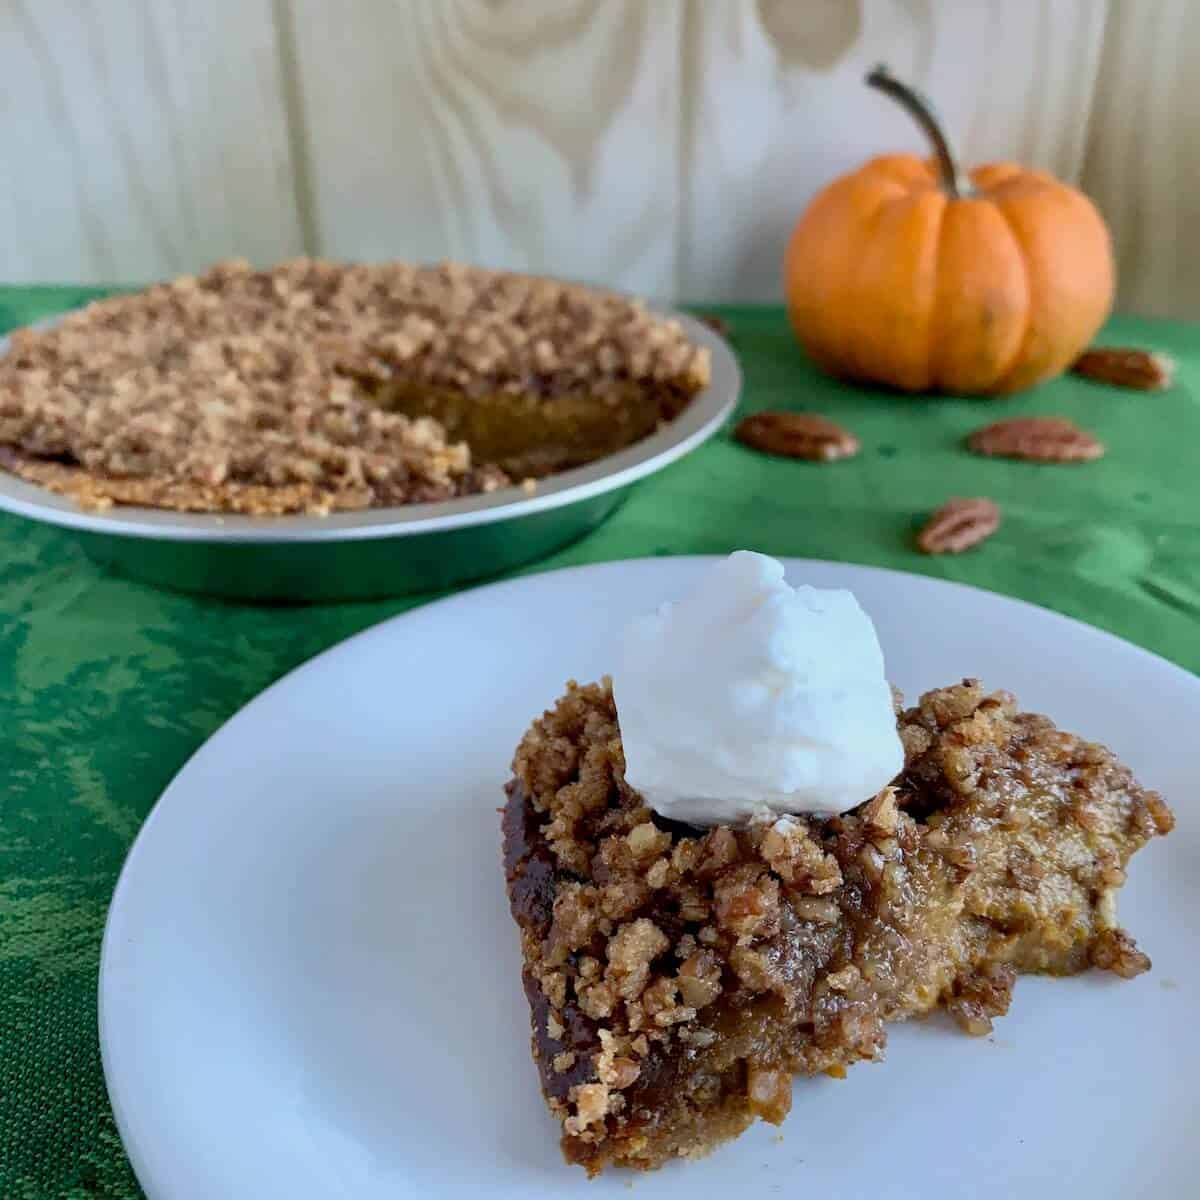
[695, 313, 730, 338]
[967, 417, 1103, 463]
[1072, 346, 1174, 391]
[917, 497, 1000, 555]
[1090, 927, 1152, 979]
[735, 411, 859, 461]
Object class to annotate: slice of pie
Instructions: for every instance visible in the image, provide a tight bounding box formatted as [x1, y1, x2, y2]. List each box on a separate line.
[0, 259, 709, 515]
[501, 678, 1173, 1175]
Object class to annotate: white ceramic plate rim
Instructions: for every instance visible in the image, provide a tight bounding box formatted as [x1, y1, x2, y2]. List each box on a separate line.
[97, 557, 1200, 1200]
[0, 307, 738, 543]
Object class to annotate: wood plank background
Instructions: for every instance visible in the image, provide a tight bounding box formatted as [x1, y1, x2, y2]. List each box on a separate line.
[1, 0, 1196, 317]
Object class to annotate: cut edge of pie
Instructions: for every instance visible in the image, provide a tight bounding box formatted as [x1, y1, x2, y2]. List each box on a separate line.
[501, 678, 1174, 1176]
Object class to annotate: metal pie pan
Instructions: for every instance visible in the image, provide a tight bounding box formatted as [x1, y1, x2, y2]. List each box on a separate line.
[0, 309, 739, 602]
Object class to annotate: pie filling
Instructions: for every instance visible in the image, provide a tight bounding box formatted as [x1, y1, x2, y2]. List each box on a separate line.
[502, 678, 1173, 1175]
[372, 379, 694, 479]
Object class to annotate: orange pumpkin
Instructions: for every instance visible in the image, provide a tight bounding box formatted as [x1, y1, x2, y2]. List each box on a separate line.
[784, 66, 1114, 395]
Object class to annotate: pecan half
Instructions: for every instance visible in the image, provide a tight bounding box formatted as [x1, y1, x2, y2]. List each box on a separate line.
[917, 497, 1001, 555]
[967, 417, 1104, 463]
[735, 411, 859, 461]
[695, 313, 730, 338]
[1072, 346, 1174, 391]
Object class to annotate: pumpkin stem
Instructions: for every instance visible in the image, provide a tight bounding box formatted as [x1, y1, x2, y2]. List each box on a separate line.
[866, 64, 973, 199]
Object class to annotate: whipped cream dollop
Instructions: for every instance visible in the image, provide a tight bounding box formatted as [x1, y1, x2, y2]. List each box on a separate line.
[611, 551, 903, 826]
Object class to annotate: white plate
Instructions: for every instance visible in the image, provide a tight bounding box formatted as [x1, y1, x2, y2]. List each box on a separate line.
[100, 557, 1200, 1200]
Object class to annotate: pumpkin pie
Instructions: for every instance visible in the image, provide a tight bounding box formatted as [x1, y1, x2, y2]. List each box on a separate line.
[0, 259, 710, 515]
[501, 678, 1173, 1175]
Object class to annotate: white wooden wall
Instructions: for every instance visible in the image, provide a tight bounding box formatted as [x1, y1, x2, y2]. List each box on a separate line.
[2, 0, 1197, 318]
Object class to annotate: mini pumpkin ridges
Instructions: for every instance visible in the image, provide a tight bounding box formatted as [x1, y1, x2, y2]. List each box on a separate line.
[784, 67, 1114, 396]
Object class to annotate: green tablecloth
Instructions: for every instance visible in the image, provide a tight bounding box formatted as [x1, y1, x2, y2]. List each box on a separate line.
[1, 289, 1197, 1198]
